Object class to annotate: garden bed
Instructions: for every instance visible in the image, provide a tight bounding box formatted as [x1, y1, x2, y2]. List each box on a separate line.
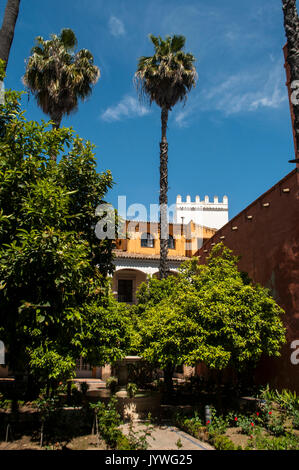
[173, 390, 299, 451]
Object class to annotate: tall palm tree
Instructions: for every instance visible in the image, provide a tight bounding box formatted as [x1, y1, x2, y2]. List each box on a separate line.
[282, 0, 299, 160]
[135, 35, 197, 279]
[23, 28, 100, 161]
[0, 0, 21, 71]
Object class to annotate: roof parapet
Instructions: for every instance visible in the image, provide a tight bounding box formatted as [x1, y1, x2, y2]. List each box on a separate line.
[176, 195, 229, 205]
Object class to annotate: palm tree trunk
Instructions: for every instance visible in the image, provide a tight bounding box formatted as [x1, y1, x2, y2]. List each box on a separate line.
[0, 0, 21, 71]
[50, 114, 62, 162]
[159, 107, 169, 279]
[282, 0, 299, 157]
[52, 115, 62, 131]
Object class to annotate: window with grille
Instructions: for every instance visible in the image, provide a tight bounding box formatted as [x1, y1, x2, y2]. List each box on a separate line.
[141, 232, 155, 248]
[168, 235, 175, 249]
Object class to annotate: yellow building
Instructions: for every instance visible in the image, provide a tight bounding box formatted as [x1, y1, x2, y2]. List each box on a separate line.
[112, 220, 216, 304]
[77, 191, 229, 379]
[75, 219, 217, 379]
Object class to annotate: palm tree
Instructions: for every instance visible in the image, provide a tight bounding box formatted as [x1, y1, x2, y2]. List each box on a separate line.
[0, 0, 21, 71]
[135, 35, 197, 278]
[23, 28, 100, 161]
[282, 0, 299, 160]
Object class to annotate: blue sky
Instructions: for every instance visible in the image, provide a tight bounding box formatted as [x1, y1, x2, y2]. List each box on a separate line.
[1, 0, 296, 221]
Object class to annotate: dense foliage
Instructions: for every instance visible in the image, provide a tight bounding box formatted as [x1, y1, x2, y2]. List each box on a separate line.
[175, 386, 299, 450]
[134, 244, 286, 388]
[0, 91, 130, 393]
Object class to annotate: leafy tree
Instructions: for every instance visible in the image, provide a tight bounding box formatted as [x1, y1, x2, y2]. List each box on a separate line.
[23, 28, 100, 160]
[135, 244, 286, 393]
[0, 0, 21, 71]
[0, 59, 6, 81]
[135, 35, 197, 279]
[0, 91, 129, 396]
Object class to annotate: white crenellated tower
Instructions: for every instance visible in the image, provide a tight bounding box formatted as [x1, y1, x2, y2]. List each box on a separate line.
[174, 194, 229, 230]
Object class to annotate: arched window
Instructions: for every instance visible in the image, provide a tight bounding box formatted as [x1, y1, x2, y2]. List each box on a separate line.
[168, 235, 175, 249]
[141, 232, 155, 248]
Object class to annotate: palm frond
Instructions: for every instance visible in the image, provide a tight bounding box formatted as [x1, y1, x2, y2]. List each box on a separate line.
[23, 29, 100, 125]
[60, 28, 78, 50]
[171, 35, 186, 53]
[135, 34, 197, 110]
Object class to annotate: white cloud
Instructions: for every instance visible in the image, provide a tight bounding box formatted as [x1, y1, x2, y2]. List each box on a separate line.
[174, 59, 287, 127]
[101, 95, 150, 122]
[108, 16, 125, 37]
[175, 101, 198, 128]
[209, 63, 287, 116]
[175, 110, 189, 128]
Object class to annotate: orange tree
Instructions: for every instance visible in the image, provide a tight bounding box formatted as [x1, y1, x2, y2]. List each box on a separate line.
[0, 91, 130, 396]
[134, 245, 286, 394]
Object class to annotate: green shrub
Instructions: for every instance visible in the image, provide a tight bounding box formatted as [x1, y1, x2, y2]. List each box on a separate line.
[212, 434, 241, 451]
[237, 415, 256, 435]
[292, 410, 299, 430]
[252, 433, 299, 450]
[273, 389, 299, 414]
[91, 397, 122, 449]
[34, 393, 61, 447]
[116, 433, 132, 450]
[124, 417, 155, 450]
[259, 386, 299, 416]
[206, 407, 229, 435]
[115, 414, 154, 450]
[0, 59, 5, 81]
[106, 377, 118, 394]
[127, 382, 138, 398]
[174, 410, 204, 438]
[0, 393, 11, 410]
[266, 413, 286, 437]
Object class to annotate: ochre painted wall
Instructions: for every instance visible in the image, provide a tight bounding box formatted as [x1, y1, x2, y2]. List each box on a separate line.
[115, 221, 216, 258]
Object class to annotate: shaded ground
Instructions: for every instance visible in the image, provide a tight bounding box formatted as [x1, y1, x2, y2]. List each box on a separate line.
[0, 434, 106, 451]
[0, 422, 214, 451]
[225, 427, 254, 448]
[0, 427, 213, 451]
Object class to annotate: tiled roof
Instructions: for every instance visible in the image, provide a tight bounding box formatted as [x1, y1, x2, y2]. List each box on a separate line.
[124, 220, 217, 232]
[113, 250, 189, 262]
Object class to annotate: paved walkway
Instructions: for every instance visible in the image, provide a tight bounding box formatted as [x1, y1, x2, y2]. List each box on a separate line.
[121, 423, 214, 451]
[73, 378, 106, 390]
[73, 379, 214, 450]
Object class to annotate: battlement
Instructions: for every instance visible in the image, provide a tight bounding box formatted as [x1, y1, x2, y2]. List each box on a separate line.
[176, 195, 228, 205]
[175, 194, 229, 230]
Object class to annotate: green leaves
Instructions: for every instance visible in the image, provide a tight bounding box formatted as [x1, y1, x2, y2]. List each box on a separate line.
[0, 91, 128, 391]
[134, 243, 286, 374]
[59, 28, 78, 50]
[0, 59, 6, 81]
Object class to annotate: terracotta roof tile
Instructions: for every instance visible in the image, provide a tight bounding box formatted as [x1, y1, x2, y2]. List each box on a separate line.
[113, 250, 189, 262]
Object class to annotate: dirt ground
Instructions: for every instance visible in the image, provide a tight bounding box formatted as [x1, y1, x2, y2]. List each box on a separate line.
[225, 427, 252, 448]
[0, 434, 107, 451]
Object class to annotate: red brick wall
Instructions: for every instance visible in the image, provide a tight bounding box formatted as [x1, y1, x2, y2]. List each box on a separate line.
[197, 169, 299, 391]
